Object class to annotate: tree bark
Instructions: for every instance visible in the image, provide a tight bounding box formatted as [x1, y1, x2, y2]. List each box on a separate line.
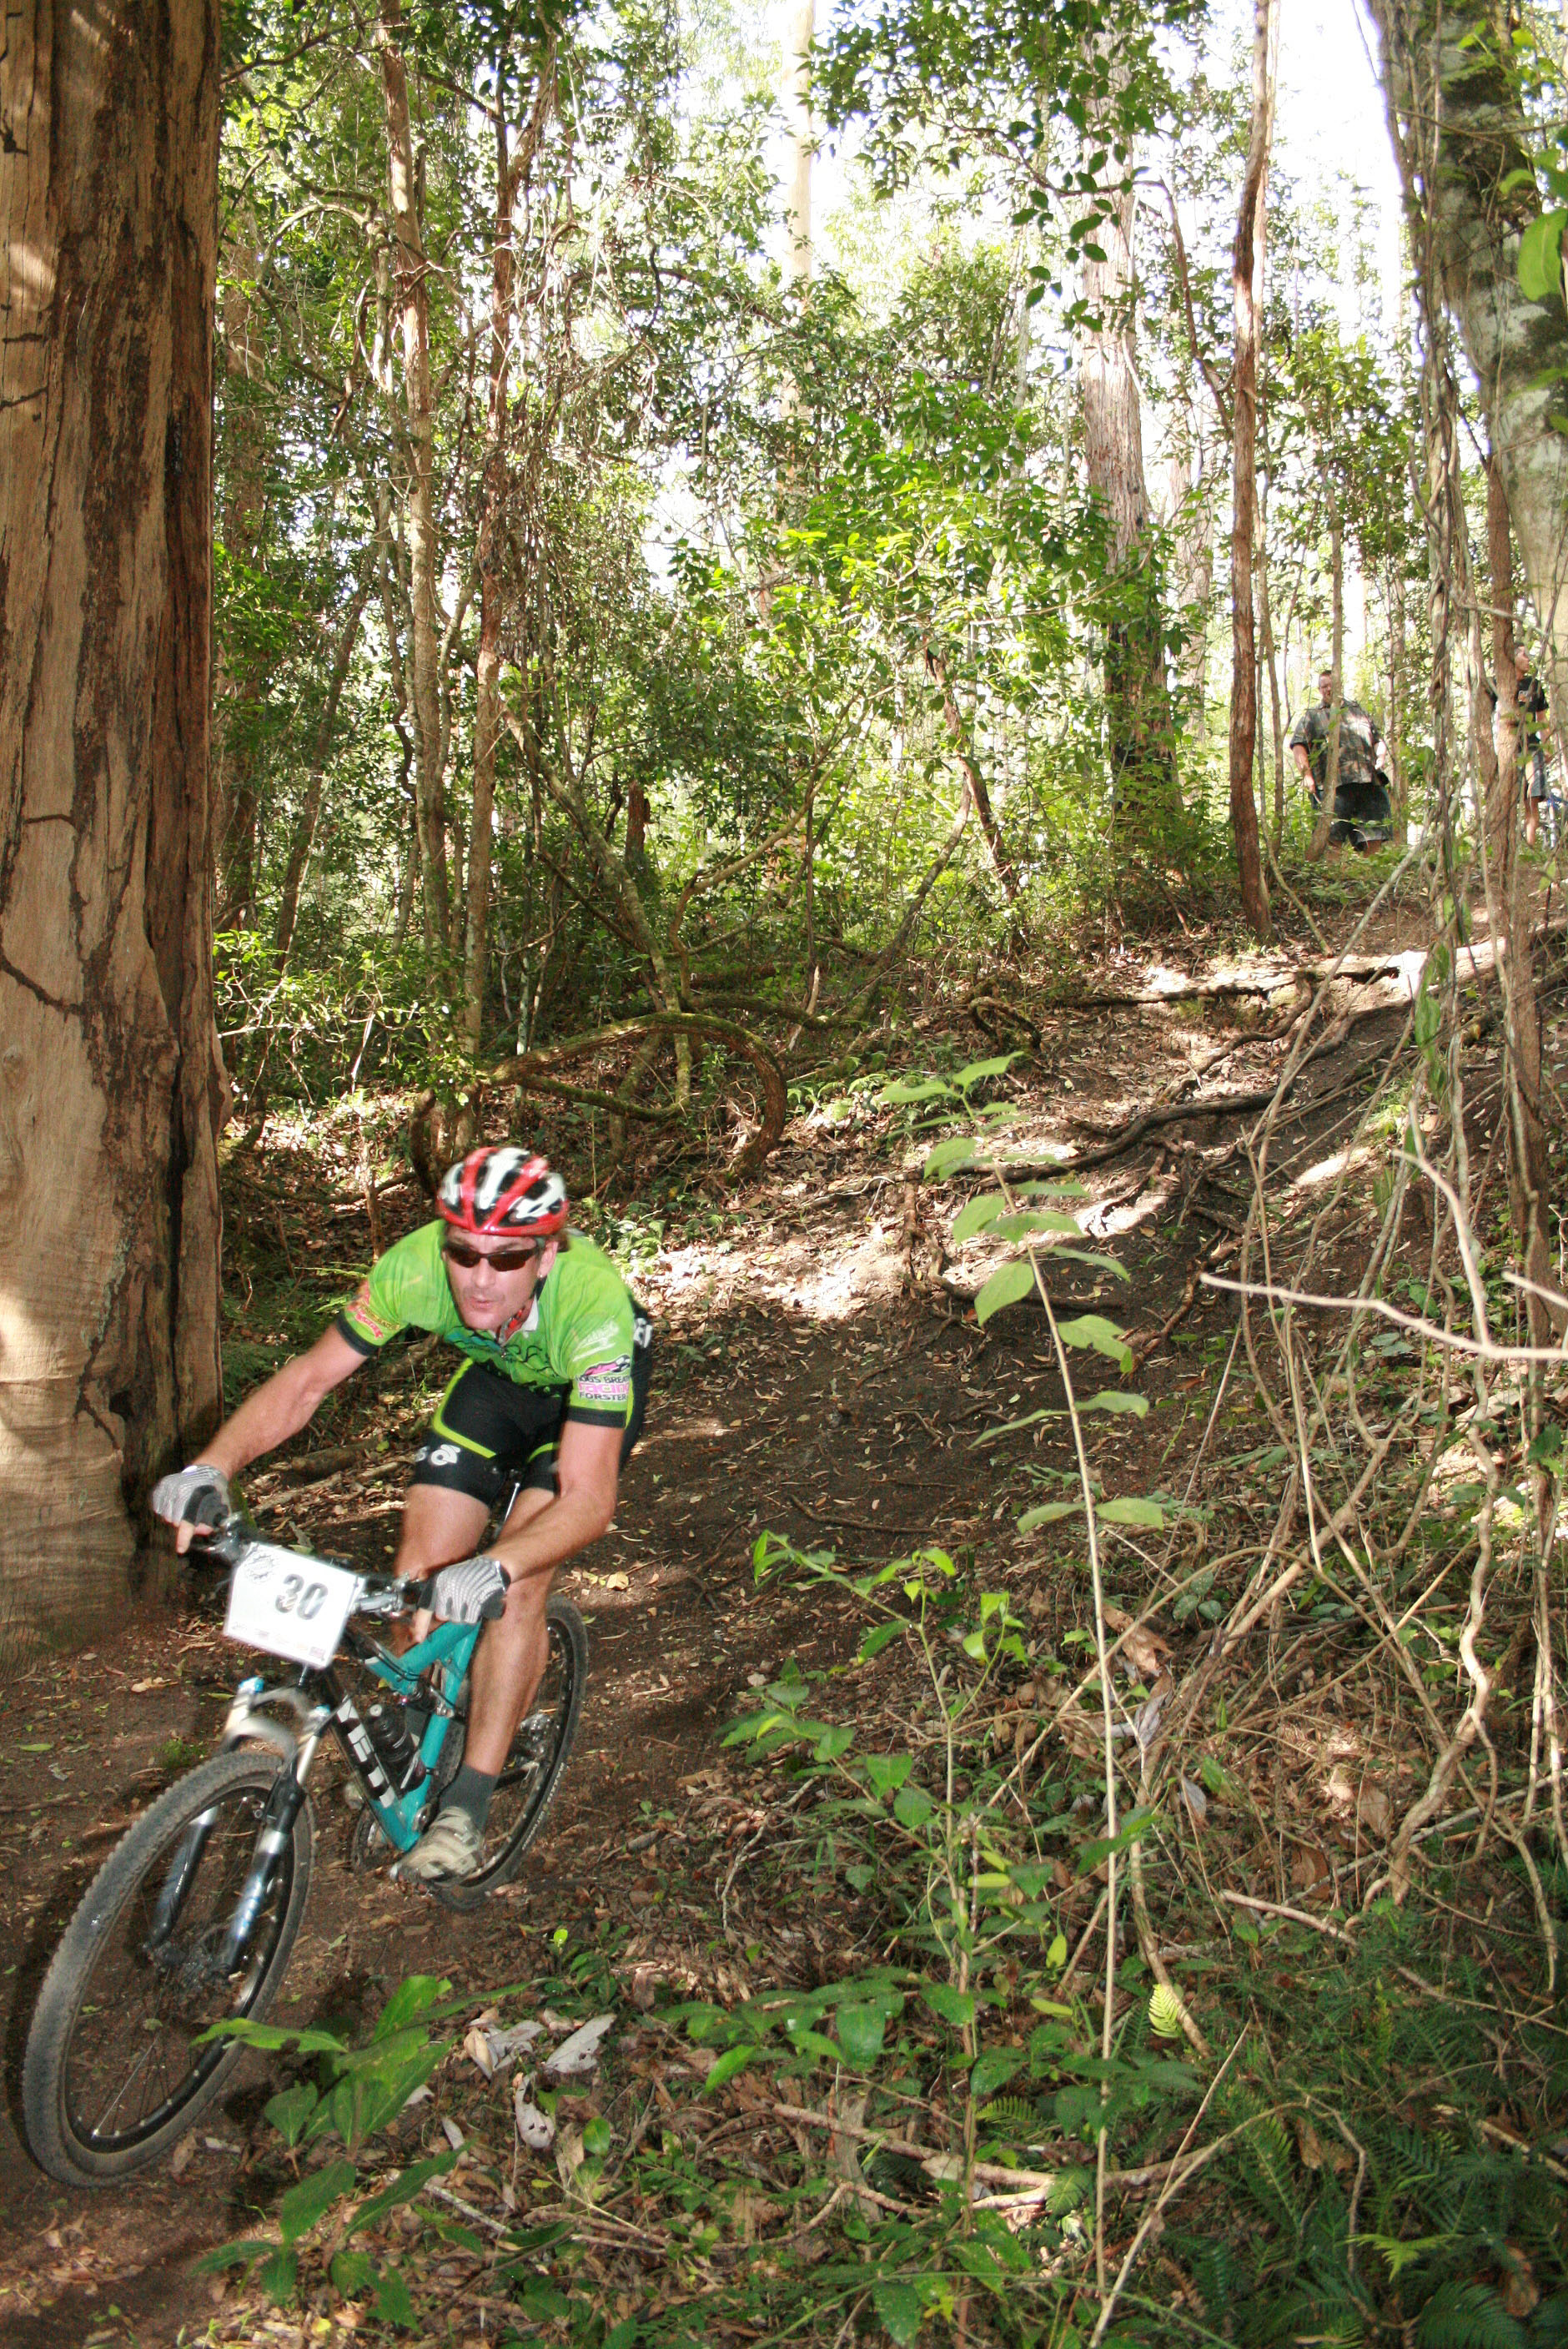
[1229, 0, 1274, 938]
[1368, 0, 1568, 729]
[782, 0, 814, 289]
[464, 99, 525, 1054]
[1168, 430, 1213, 739]
[376, 0, 450, 950]
[0, 0, 224, 1654]
[213, 214, 268, 930]
[1483, 453, 1554, 1344]
[1381, 35, 1560, 1343]
[1387, 557, 1408, 832]
[273, 562, 375, 968]
[922, 639, 1022, 905]
[1307, 485, 1347, 858]
[1079, 155, 1182, 856]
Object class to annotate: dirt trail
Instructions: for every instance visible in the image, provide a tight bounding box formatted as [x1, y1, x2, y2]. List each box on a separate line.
[0, 925, 1425, 2344]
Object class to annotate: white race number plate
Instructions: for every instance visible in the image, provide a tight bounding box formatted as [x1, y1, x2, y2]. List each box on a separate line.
[224, 1544, 358, 1670]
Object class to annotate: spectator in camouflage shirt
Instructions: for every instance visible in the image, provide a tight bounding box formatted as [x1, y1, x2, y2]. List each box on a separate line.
[1289, 664, 1393, 852]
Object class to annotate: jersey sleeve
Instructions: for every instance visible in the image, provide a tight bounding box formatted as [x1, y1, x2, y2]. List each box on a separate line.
[560, 1288, 637, 1428]
[333, 1230, 428, 1357]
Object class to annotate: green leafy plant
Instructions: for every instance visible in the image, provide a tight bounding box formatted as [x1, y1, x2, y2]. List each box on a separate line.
[193, 1975, 462, 2325]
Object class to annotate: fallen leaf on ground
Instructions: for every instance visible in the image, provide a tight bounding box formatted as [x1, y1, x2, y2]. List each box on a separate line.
[1179, 1777, 1209, 1826]
[542, 2013, 616, 2079]
[514, 2076, 555, 2150]
[465, 2017, 545, 2079]
[1290, 1845, 1331, 1893]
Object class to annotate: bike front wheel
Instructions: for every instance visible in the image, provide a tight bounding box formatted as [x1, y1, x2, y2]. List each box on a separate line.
[23, 1748, 314, 2185]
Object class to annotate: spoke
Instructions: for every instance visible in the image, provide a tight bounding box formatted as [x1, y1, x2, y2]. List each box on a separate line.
[62, 1782, 291, 2150]
[88, 2036, 161, 2139]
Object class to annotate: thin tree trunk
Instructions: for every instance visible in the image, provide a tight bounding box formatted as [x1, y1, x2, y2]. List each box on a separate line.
[782, 0, 814, 289]
[1080, 153, 1182, 857]
[624, 782, 652, 872]
[1484, 453, 1554, 1342]
[0, 0, 224, 1652]
[378, 521, 420, 944]
[464, 98, 525, 1054]
[1369, 0, 1568, 732]
[1259, 499, 1287, 848]
[1168, 429, 1214, 739]
[923, 639, 1022, 904]
[1229, 0, 1274, 937]
[1309, 483, 1347, 858]
[1254, 152, 1288, 848]
[802, 766, 817, 986]
[1382, 45, 1560, 1347]
[376, 0, 449, 948]
[274, 563, 375, 966]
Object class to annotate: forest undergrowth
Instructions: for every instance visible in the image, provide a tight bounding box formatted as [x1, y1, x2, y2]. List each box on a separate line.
[167, 883, 1568, 2349]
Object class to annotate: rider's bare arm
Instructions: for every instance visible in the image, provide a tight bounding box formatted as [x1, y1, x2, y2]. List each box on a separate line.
[1292, 742, 1312, 782]
[171, 1325, 367, 1554]
[489, 1417, 622, 1591]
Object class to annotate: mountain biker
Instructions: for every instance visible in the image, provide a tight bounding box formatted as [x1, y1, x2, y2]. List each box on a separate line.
[153, 1144, 651, 1883]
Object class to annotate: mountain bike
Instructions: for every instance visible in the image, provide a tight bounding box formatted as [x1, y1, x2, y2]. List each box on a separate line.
[22, 1504, 587, 2187]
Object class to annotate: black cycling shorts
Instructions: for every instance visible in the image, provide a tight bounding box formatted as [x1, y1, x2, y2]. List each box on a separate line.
[410, 1307, 652, 1510]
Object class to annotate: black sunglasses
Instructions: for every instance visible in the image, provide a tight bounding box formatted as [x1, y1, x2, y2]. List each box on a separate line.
[443, 1237, 541, 1272]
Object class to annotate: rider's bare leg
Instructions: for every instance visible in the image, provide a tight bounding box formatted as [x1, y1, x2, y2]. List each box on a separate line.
[392, 1483, 491, 1584]
[391, 1481, 556, 1778]
[387, 1484, 490, 1657]
[460, 1486, 555, 1776]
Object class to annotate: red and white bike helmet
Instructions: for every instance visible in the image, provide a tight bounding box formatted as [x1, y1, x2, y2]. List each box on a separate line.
[437, 1144, 569, 1238]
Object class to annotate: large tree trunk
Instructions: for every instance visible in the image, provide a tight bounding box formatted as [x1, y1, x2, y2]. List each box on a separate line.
[1079, 160, 1182, 858]
[0, 0, 224, 1655]
[377, 0, 450, 949]
[1228, 0, 1274, 938]
[1369, 0, 1568, 729]
[213, 216, 268, 930]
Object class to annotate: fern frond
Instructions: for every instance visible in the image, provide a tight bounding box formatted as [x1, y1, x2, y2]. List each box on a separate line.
[1413, 2278, 1528, 2349]
[976, 2093, 1036, 2131]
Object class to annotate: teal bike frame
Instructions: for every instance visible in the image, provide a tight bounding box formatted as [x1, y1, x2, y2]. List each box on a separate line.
[222, 1615, 482, 1859]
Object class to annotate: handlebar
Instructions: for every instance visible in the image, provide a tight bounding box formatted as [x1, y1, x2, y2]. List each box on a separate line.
[176, 1507, 431, 1620]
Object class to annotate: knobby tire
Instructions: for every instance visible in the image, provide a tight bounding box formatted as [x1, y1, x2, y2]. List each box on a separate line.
[23, 1748, 313, 2186]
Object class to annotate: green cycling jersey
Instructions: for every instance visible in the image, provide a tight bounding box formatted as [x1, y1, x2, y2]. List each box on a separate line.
[334, 1221, 637, 1429]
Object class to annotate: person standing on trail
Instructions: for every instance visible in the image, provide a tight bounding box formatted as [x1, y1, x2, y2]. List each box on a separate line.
[1289, 662, 1393, 853]
[153, 1145, 652, 1884]
[1510, 648, 1555, 848]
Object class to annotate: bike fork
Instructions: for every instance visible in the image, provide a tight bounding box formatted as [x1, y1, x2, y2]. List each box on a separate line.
[147, 1809, 221, 1949]
[220, 1773, 307, 1975]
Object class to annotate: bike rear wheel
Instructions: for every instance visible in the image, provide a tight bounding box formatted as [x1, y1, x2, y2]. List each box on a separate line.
[435, 1593, 588, 1911]
[352, 1595, 587, 1909]
[23, 1748, 313, 2185]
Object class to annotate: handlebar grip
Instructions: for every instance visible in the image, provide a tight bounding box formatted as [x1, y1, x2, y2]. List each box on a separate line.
[187, 1488, 231, 1532]
[405, 1577, 506, 1623]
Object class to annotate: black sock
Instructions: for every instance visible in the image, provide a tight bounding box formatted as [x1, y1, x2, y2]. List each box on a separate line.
[445, 1763, 499, 1832]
